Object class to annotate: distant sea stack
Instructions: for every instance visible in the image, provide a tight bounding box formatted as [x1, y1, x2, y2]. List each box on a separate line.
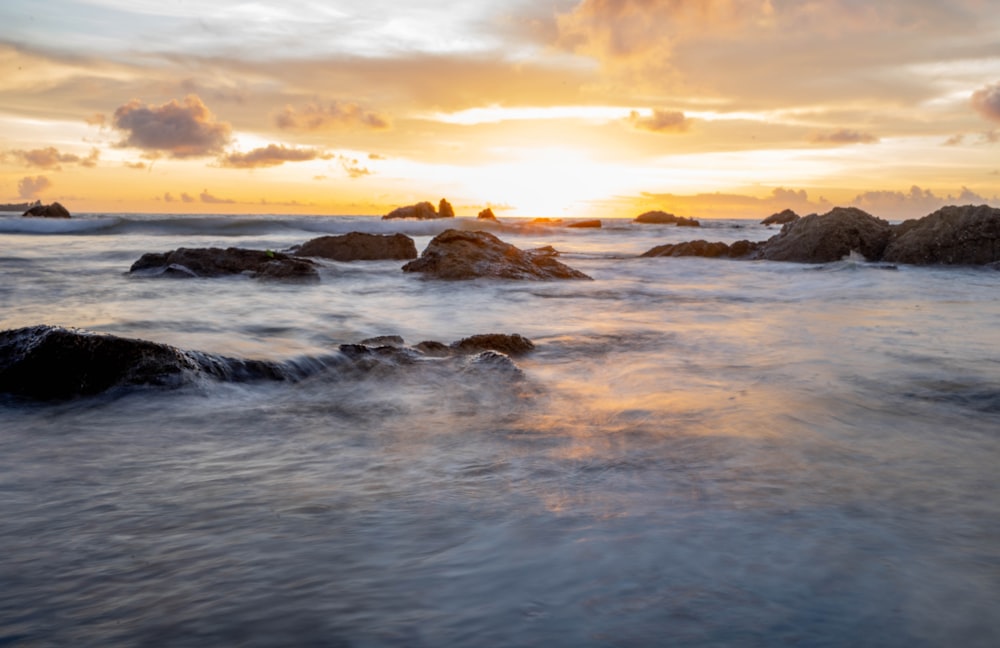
[634, 210, 700, 227]
[761, 209, 800, 225]
[478, 207, 498, 221]
[22, 202, 71, 218]
[382, 198, 455, 220]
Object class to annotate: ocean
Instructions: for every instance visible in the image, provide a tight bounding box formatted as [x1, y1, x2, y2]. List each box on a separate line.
[1, 213, 998, 646]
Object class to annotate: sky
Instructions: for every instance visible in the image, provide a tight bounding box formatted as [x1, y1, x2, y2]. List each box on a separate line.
[1, 0, 999, 219]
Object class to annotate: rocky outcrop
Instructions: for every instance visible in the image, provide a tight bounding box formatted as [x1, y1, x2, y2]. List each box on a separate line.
[129, 247, 319, 281]
[641, 239, 762, 259]
[761, 209, 800, 225]
[438, 198, 455, 219]
[882, 205, 1000, 265]
[634, 211, 700, 227]
[451, 333, 535, 356]
[402, 229, 592, 280]
[568, 219, 602, 229]
[757, 207, 891, 263]
[293, 232, 417, 261]
[478, 208, 497, 221]
[22, 202, 71, 218]
[383, 199, 455, 220]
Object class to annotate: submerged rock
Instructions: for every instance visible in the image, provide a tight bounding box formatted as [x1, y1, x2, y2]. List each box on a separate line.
[382, 201, 440, 220]
[641, 239, 762, 259]
[129, 247, 319, 281]
[757, 207, 891, 263]
[761, 209, 800, 226]
[634, 211, 700, 227]
[568, 219, 602, 229]
[451, 333, 535, 357]
[882, 204, 1000, 265]
[23, 202, 71, 218]
[294, 232, 417, 261]
[402, 229, 592, 280]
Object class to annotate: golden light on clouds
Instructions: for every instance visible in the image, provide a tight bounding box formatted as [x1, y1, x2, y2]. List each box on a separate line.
[0, 1, 998, 219]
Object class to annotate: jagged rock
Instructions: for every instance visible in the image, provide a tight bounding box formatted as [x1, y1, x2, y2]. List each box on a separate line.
[478, 208, 497, 221]
[294, 232, 417, 261]
[22, 202, 70, 218]
[634, 211, 700, 227]
[568, 219, 602, 228]
[761, 209, 800, 225]
[757, 207, 891, 263]
[882, 204, 1000, 265]
[640, 239, 762, 259]
[382, 201, 438, 220]
[438, 198, 455, 219]
[129, 247, 319, 281]
[402, 229, 592, 280]
[451, 334, 535, 356]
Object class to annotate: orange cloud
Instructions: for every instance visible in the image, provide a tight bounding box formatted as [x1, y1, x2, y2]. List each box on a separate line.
[18, 175, 52, 199]
[811, 129, 879, 145]
[219, 144, 330, 169]
[275, 101, 390, 131]
[199, 189, 236, 204]
[971, 82, 1000, 123]
[112, 95, 232, 158]
[6, 147, 99, 169]
[338, 155, 372, 179]
[628, 109, 692, 133]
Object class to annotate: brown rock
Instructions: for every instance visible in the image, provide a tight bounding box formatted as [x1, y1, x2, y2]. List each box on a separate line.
[438, 198, 456, 219]
[761, 209, 799, 225]
[382, 201, 438, 220]
[401, 229, 591, 280]
[758, 207, 891, 263]
[568, 219, 602, 228]
[634, 210, 700, 227]
[640, 239, 762, 259]
[22, 202, 71, 218]
[295, 232, 417, 261]
[478, 207, 497, 221]
[129, 247, 319, 281]
[882, 204, 1000, 265]
[451, 334, 535, 356]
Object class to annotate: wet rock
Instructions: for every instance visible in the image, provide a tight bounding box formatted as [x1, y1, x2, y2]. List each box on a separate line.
[882, 204, 1000, 265]
[758, 207, 891, 263]
[478, 207, 497, 221]
[568, 219, 602, 228]
[414, 340, 452, 357]
[634, 211, 700, 227]
[462, 350, 524, 378]
[359, 335, 406, 347]
[438, 198, 456, 219]
[382, 201, 439, 220]
[22, 202, 70, 218]
[527, 245, 560, 258]
[401, 229, 592, 280]
[129, 247, 319, 281]
[451, 333, 535, 357]
[761, 209, 800, 225]
[294, 232, 417, 261]
[640, 239, 763, 259]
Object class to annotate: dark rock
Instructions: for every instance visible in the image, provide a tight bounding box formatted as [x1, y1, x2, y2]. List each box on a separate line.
[401, 229, 592, 280]
[382, 201, 438, 220]
[359, 335, 406, 347]
[758, 207, 891, 263]
[634, 211, 700, 227]
[462, 350, 524, 378]
[640, 239, 762, 259]
[882, 204, 1000, 265]
[414, 340, 452, 357]
[478, 208, 497, 221]
[295, 232, 417, 261]
[451, 333, 535, 357]
[129, 247, 319, 281]
[22, 202, 70, 218]
[438, 198, 455, 219]
[761, 209, 800, 225]
[527, 245, 560, 258]
[568, 219, 602, 228]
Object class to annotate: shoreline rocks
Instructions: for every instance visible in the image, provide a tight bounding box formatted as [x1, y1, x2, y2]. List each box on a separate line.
[882, 204, 1000, 265]
[402, 229, 592, 280]
[641, 239, 762, 259]
[293, 232, 417, 261]
[129, 247, 319, 281]
[757, 207, 892, 263]
[383, 199, 455, 220]
[23, 202, 71, 218]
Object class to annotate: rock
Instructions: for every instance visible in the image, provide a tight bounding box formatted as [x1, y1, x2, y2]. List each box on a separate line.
[527, 245, 559, 258]
[640, 239, 762, 259]
[359, 335, 406, 347]
[530, 218, 563, 225]
[401, 229, 592, 280]
[451, 333, 535, 357]
[761, 209, 800, 225]
[382, 201, 438, 220]
[757, 207, 891, 263]
[294, 232, 417, 261]
[0, 325, 288, 400]
[129, 247, 319, 281]
[882, 204, 1000, 265]
[568, 219, 602, 228]
[22, 202, 70, 218]
[438, 198, 455, 219]
[478, 208, 497, 221]
[634, 211, 700, 227]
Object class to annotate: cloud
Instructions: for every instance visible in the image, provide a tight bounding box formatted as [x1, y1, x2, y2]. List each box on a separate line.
[971, 82, 1000, 123]
[125, 161, 147, 170]
[5, 146, 99, 170]
[18, 175, 52, 199]
[112, 95, 232, 158]
[181, 192, 195, 203]
[200, 189, 236, 204]
[275, 101, 390, 131]
[219, 144, 330, 168]
[627, 109, 692, 133]
[337, 155, 372, 179]
[638, 186, 825, 219]
[850, 185, 998, 219]
[811, 129, 879, 145]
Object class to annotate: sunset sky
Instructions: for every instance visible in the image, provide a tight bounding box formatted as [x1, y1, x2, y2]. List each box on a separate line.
[2, 0, 999, 219]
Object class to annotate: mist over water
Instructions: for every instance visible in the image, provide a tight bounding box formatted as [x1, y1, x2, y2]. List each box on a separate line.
[1, 214, 999, 646]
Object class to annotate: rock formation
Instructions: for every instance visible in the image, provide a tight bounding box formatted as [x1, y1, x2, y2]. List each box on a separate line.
[568, 219, 602, 228]
[129, 247, 319, 281]
[477, 207, 497, 221]
[22, 202, 71, 218]
[641, 239, 762, 259]
[634, 210, 700, 227]
[438, 198, 455, 219]
[761, 209, 800, 225]
[402, 229, 592, 280]
[757, 207, 892, 263]
[382, 201, 438, 220]
[293, 232, 417, 261]
[882, 204, 1000, 265]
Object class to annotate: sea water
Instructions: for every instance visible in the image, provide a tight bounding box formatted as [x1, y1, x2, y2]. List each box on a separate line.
[1, 213, 998, 646]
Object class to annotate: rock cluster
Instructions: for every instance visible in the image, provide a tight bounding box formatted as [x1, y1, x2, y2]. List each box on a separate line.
[294, 232, 417, 261]
[882, 204, 1000, 265]
[402, 229, 592, 280]
[23, 202, 71, 218]
[641, 239, 762, 259]
[383, 199, 455, 220]
[634, 211, 700, 227]
[129, 247, 319, 281]
[757, 207, 892, 263]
